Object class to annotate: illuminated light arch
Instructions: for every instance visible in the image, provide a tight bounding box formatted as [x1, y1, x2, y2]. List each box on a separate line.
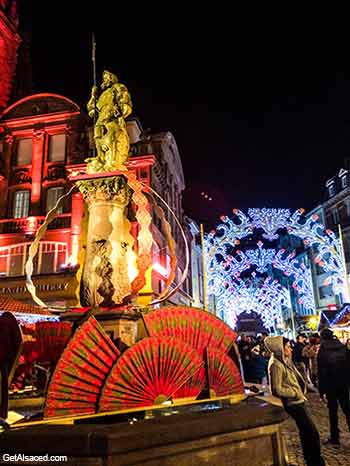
[206, 208, 346, 330]
[219, 275, 289, 331]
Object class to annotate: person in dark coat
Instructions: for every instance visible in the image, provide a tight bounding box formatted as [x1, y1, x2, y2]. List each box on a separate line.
[0, 312, 22, 422]
[238, 335, 252, 381]
[293, 334, 308, 383]
[317, 328, 350, 446]
[244, 345, 268, 384]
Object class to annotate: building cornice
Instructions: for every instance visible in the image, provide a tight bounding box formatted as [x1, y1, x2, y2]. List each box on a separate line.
[322, 187, 350, 208]
[1, 111, 81, 130]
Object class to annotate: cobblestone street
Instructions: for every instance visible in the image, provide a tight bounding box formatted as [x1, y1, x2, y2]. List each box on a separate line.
[282, 393, 350, 466]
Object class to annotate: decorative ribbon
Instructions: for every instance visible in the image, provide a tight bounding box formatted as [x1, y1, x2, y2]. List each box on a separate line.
[25, 185, 76, 308]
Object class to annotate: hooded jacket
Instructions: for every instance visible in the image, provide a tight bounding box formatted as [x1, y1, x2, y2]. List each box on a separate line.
[265, 336, 307, 406]
[317, 337, 350, 395]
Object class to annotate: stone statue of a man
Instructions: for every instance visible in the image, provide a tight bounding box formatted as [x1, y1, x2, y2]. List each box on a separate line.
[86, 70, 132, 173]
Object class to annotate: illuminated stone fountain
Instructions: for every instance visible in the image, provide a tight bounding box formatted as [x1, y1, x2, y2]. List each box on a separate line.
[1, 71, 290, 466]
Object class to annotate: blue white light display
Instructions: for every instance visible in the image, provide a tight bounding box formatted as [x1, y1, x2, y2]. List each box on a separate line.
[246, 241, 276, 273]
[248, 208, 291, 241]
[0, 311, 59, 325]
[218, 275, 288, 331]
[207, 208, 345, 330]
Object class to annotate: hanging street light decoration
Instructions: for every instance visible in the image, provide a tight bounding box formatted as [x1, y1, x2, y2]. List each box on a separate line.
[206, 208, 345, 330]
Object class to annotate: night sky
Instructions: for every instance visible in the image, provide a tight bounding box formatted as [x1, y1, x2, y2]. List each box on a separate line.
[18, 4, 350, 228]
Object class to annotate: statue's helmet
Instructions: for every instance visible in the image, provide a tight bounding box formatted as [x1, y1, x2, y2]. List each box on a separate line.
[102, 70, 118, 84]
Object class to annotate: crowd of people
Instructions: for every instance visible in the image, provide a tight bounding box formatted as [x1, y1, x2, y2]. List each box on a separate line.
[237, 332, 323, 389]
[237, 329, 350, 466]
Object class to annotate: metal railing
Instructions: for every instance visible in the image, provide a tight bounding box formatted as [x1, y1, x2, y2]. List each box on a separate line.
[0, 213, 71, 234]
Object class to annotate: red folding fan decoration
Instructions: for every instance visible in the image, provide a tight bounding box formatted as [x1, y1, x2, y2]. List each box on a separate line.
[172, 365, 206, 400]
[144, 306, 237, 355]
[99, 336, 203, 412]
[207, 347, 244, 398]
[35, 321, 72, 364]
[44, 317, 120, 418]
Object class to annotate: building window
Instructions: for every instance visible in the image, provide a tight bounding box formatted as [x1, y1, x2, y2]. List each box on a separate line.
[341, 175, 348, 189]
[46, 187, 64, 213]
[13, 190, 30, 218]
[48, 134, 66, 162]
[16, 138, 32, 165]
[332, 208, 340, 225]
[139, 168, 148, 180]
[319, 284, 333, 299]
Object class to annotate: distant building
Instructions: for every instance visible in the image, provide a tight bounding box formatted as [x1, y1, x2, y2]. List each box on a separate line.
[307, 161, 350, 312]
[185, 218, 204, 309]
[132, 126, 195, 306]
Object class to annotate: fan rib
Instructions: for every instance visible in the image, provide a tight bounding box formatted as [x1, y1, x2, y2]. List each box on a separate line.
[44, 317, 120, 418]
[99, 336, 203, 412]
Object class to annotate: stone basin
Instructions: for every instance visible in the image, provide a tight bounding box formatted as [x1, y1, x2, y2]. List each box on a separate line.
[0, 397, 288, 465]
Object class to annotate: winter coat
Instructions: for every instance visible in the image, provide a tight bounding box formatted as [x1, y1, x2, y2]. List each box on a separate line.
[293, 341, 307, 365]
[302, 343, 319, 377]
[265, 336, 307, 406]
[244, 352, 267, 383]
[317, 337, 350, 396]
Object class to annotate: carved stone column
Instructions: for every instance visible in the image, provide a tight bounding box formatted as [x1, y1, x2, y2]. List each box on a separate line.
[69, 191, 84, 264]
[78, 176, 133, 307]
[31, 128, 45, 215]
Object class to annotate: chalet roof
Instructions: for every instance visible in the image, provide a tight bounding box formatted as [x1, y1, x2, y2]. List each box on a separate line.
[319, 305, 350, 329]
[0, 296, 52, 315]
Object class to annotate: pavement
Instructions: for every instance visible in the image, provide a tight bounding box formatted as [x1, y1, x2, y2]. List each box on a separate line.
[282, 392, 350, 466]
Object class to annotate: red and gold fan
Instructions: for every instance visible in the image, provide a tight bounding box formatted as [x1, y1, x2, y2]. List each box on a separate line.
[172, 365, 206, 400]
[144, 306, 237, 355]
[44, 317, 120, 418]
[35, 321, 72, 364]
[99, 336, 203, 412]
[207, 347, 244, 398]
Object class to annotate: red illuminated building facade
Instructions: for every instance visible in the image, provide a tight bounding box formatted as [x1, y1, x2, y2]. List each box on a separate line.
[0, 0, 20, 111]
[0, 93, 199, 307]
[0, 94, 88, 305]
[0, 2, 201, 308]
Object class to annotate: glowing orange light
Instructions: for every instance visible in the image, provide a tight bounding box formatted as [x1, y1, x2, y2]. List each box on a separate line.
[24, 216, 38, 235]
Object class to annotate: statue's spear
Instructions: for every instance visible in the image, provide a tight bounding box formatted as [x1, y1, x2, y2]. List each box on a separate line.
[92, 32, 97, 156]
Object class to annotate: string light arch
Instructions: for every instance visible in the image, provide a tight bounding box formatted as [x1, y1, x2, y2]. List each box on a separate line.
[206, 208, 346, 330]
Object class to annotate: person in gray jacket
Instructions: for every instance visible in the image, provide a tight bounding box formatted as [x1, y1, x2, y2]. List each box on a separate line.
[265, 336, 325, 466]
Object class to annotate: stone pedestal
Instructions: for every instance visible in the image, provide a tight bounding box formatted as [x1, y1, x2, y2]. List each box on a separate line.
[62, 307, 140, 347]
[77, 176, 134, 307]
[1, 398, 289, 465]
